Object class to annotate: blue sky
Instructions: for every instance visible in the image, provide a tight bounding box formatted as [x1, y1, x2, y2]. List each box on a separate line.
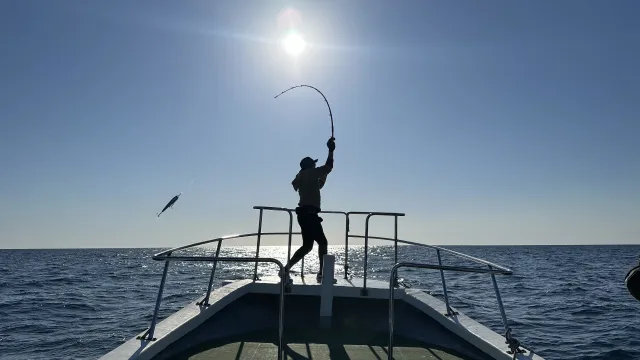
[1, 1, 639, 248]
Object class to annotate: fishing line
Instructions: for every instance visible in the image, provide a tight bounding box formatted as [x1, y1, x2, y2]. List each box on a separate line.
[274, 85, 334, 138]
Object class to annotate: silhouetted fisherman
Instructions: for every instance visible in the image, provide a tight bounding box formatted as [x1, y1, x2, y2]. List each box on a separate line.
[281, 137, 336, 283]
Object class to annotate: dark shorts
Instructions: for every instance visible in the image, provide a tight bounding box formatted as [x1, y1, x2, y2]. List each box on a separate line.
[295, 206, 327, 248]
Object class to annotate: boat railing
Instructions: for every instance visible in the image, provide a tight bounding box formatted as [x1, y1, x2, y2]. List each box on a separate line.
[251, 205, 408, 289]
[142, 205, 519, 359]
[388, 262, 521, 360]
[139, 254, 286, 360]
[250, 206, 512, 295]
[151, 205, 513, 316]
[251, 206, 521, 354]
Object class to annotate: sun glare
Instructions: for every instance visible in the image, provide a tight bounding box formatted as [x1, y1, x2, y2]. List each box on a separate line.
[282, 33, 307, 57]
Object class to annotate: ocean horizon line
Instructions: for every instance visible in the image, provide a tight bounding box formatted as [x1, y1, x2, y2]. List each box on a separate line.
[2, 243, 639, 250]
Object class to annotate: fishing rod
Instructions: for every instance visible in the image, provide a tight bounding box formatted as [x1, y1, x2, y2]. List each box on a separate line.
[274, 85, 334, 138]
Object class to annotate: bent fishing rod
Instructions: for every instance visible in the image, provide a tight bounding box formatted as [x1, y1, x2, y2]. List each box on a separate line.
[274, 85, 334, 138]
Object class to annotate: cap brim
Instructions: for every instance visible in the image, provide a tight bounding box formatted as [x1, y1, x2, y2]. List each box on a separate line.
[313, 159, 318, 163]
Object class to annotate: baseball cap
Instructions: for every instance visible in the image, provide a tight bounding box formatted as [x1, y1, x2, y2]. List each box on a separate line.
[300, 156, 318, 169]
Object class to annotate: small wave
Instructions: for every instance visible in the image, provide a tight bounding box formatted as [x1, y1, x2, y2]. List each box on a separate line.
[19, 276, 86, 287]
[107, 273, 131, 279]
[510, 282, 540, 291]
[58, 302, 103, 312]
[585, 349, 640, 360]
[0, 323, 44, 333]
[162, 293, 194, 301]
[221, 273, 250, 281]
[569, 306, 608, 316]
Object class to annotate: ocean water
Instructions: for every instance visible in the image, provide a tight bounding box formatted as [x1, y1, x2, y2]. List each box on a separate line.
[1, 245, 639, 360]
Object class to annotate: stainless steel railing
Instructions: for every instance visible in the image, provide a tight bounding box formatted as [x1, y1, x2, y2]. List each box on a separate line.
[251, 206, 511, 295]
[148, 206, 514, 319]
[388, 262, 514, 360]
[252, 206, 405, 288]
[252, 206, 349, 278]
[251, 206, 521, 357]
[141, 254, 286, 360]
[153, 206, 512, 312]
[348, 234, 512, 314]
[141, 205, 519, 360]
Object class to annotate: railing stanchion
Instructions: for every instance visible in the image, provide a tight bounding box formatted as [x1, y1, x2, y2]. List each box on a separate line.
[394, 216, 398, 263]
[437, 249, 452, 315]
[388, 263, 400, 360]
[362, 213, 374, 295]
[489, 265, 509, 333]
[277, 262, 285, 360]
[145, 252, 171, 341]
[201, 241, 222, 306]
[287, 210, 293, 266]
[295, 210, 305, 277]
[344, 214, 350, 279]
[394, 215, 398, 286]
[253, 209, 263, 281]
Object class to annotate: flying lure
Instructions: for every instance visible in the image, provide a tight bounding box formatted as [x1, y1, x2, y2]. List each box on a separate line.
[157, 193, 182, 218]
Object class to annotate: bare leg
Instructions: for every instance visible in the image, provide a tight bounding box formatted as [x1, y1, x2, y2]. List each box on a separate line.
[286, 242, 313, 272]
[316, 225, 328, 275]
[285, 213, 315, 272]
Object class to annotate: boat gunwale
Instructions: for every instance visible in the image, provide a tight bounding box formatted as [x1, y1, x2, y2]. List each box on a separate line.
[100, 278, 542, 360]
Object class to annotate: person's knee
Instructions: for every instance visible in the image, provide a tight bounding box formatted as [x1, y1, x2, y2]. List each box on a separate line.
[300, 242, 313, 254]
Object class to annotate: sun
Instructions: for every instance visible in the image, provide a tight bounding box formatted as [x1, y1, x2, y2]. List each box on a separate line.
[282, 33, 307, 57]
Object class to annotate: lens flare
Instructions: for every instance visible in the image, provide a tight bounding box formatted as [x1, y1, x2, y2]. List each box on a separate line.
[282, 33, 307, 57]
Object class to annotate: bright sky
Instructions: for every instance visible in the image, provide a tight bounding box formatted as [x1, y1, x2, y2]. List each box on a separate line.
[1, 1, 639, 249]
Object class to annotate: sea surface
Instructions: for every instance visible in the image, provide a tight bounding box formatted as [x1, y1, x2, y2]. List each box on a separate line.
[1, 245, 639, 360]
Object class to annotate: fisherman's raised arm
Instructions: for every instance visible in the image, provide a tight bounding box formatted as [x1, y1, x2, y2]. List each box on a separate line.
[318, 137, 335, 175]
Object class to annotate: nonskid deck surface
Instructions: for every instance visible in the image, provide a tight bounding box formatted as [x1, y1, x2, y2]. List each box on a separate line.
[179, 329, 464, 360]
